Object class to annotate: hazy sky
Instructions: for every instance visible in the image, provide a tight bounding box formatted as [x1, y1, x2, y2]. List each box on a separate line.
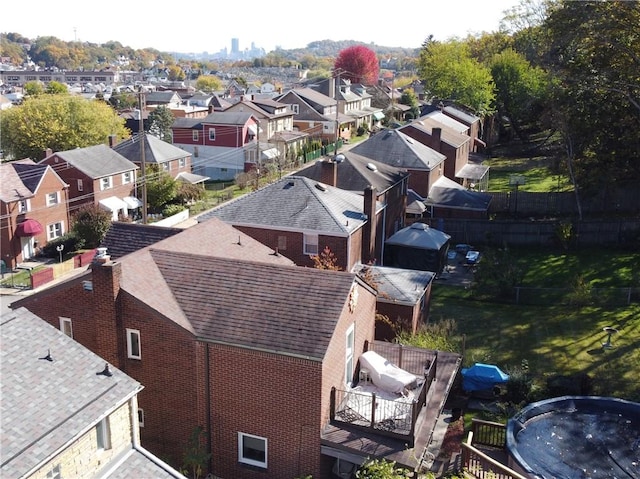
[4, 0, 521, 54]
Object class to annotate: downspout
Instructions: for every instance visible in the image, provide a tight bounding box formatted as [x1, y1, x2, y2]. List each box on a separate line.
[206, 344, 213, 474]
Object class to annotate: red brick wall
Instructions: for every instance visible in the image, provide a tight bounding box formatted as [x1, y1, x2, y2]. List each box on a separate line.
[234, 226, 352, 270]
[208, 344, 323, 479]
[30, 267, 54, 288]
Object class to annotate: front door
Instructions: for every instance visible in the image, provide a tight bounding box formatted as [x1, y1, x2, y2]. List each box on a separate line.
[21, 236, 35, 260]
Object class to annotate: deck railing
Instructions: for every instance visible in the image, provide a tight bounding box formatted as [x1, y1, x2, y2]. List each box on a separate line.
[329, 347, 438, 446]
[462, 420, 527, 479]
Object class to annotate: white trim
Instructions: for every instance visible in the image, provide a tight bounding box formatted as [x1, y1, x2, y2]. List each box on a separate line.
[303, 233, 319, 255]
[127, 328, 141, 359]
[100, 176, 113, 191]
[59, 317, 73, 338]
[238, 432, 268, 468]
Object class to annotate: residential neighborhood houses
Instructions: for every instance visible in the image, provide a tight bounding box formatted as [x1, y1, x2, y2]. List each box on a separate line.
[1, 70, 493, 479]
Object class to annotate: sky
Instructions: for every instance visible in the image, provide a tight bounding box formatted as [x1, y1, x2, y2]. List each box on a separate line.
[3, 0, 521, 54]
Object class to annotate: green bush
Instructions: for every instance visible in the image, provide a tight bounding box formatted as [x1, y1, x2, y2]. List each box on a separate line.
[41, 233, 85, 258]
[162, 204, 186, 217]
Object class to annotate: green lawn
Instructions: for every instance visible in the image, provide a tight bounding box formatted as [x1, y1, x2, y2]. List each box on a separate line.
[486, 156, 573, 193]
[429, 246, 640, 402]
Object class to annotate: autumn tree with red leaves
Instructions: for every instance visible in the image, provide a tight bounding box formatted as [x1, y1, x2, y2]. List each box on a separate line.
[334, 45, 380, 85]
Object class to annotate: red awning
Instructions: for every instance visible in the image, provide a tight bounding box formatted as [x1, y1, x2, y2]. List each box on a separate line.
[16, 219, 43, 237]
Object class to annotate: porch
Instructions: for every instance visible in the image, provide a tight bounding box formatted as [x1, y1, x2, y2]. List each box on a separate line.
[321, 341, 463, 473]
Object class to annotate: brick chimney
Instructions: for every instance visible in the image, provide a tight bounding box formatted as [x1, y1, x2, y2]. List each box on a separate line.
[431, 127, 442, 152]
[43, 148, 53, 160]
[91, 250, 122, 367]
[320, 159, 337, 187]
[362, 186, 378, 264]
[108, 134, 118, 148]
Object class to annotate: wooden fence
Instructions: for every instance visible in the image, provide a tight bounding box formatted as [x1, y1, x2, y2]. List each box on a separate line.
[428, 217, 640, 247]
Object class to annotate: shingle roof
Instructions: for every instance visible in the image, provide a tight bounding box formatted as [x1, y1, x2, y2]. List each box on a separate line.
[296, 153, 409, 195]
[0, 162, 36, 202]
[402, 117, 470, 149]
[11, 160, 48, 194]
[350, 129, 446, 171]
[426, 176, 492, 211]
[104, 448, 186, 479]
[100, 222, 184, 260]
[151, 250, 356, 359]
[197, 176, 375, 235]
[45, 144, 138, 178]
[172, 111, 254, 129]
[113, 133, 190, 165]
[115, 217, 296, 331]
[1, 308, 142, 479]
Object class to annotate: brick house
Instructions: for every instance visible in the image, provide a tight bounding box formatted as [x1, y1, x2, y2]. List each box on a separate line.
[171, 110, 260, 181]
[296, 153, 410, 251]
[39, 144, 140, 221]
[197, 175, 385, 269]
[350, 129, 446, 199]
[274, 87, 341, 142]
[0, 159, 69, 269]
[1, 307, 185, 479]
[11, 218, 383, 479]
[112, 132, 208, 184]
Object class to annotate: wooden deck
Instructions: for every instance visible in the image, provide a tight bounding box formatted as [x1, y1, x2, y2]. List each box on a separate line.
[321, 349, 463, 472]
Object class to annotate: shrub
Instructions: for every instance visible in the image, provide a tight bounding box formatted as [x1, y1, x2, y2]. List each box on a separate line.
[162, 204, 186, 217]
[41, 233, 85, 258]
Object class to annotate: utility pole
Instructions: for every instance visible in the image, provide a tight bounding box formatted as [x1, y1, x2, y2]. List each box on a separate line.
[255, 117, 260, 189]
[137, 88, 148, 224]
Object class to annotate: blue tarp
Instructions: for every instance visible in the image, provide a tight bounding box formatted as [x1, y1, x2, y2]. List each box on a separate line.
[461, 363, 509, 392]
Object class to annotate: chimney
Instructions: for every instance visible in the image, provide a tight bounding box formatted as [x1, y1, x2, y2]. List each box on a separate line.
[91, 252, 122, 367]
[320, 159, 338, 187]
[108, 134, 118, 148]
[431, 127, 442, 152]
[208, 104, 214, 114]
[43, 148, 53, 160]
[362, 186, 378, 264]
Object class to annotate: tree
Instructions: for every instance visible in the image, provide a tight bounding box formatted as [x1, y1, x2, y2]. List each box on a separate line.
[23, 81, 44, 97]
[490, 48, 550, 142]
[418, 39, 495, 115]
[168, 65, 186, 81]
[145, 165, 178, 213]
[310, 246, 342, 271]
[195, 75, 223, 93]
[71, 204, 112, 248]
[0, 95, 130, 160]
[176, 181, 205, 205]
[398, 89, 420, 120]
[334, 45, 380, 85]
[45, 81, 68, 95]
[148, 106, 174, 142]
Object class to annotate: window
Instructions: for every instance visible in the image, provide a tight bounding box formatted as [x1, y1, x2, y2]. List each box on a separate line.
[138, 409, 145, 427]
[100, 176, 113, 191]
[163, 162, 170, 171]
[303, 234, 318, 255]
[208, 128, 216, 141]
[77, 179, 83, 191]
[277, 236, 287, 251]
[127, 329, 141, 359]
[192, 130, 199, 141]
[46, 192, 59, 206]
[345, 323, 355, 387]
[179, 158, 186, 168]
[46, 465, 61, 479]
[59, 317, 72, 338]
[238, 432, 267, 468]
[122, 171, 132, 184]
[291, 104, 299, 114]
[47, 222, 64, 240]
[96, 417, 112, 450]
[127, 329, 142, 359]
[18, 199, 29, 213]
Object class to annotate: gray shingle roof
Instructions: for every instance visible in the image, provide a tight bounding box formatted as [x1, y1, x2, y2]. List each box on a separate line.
[151, 250, 356, 359]
[104, 448, 186, 479]
[296, 153, 408, 195]
[11, 160, 48, 194]
[350, 129, 446, 171]
[172, 111, 254, 129]
[0, 161, 37, 201]
[1, 308, 142, 479]
[113, 133, 190, 165]
[46, 144, 138, 179]
[401, 118, 469, 149]
[198, 175, 374, 235]
[426, 176, 492, 211]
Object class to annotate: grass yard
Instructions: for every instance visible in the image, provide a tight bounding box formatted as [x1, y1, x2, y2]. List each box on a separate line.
[486, 156, 572, 193]
[429, 246, 640, 402]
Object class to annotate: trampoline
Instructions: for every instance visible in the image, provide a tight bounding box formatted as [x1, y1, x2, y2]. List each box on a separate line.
[506, 396, 640, 479]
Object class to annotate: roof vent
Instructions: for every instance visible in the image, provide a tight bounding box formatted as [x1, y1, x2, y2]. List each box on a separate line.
[366, 162, 378, 172]
[97, 363, 113, 377]
[315, 183, 327, 191]
[39, 349, 54, 362]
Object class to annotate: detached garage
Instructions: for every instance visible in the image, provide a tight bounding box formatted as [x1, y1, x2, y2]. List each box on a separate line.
[383, 222, 451, 274]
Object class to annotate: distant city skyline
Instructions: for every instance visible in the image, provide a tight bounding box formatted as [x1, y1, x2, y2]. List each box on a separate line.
[4, 0, 521, 54]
